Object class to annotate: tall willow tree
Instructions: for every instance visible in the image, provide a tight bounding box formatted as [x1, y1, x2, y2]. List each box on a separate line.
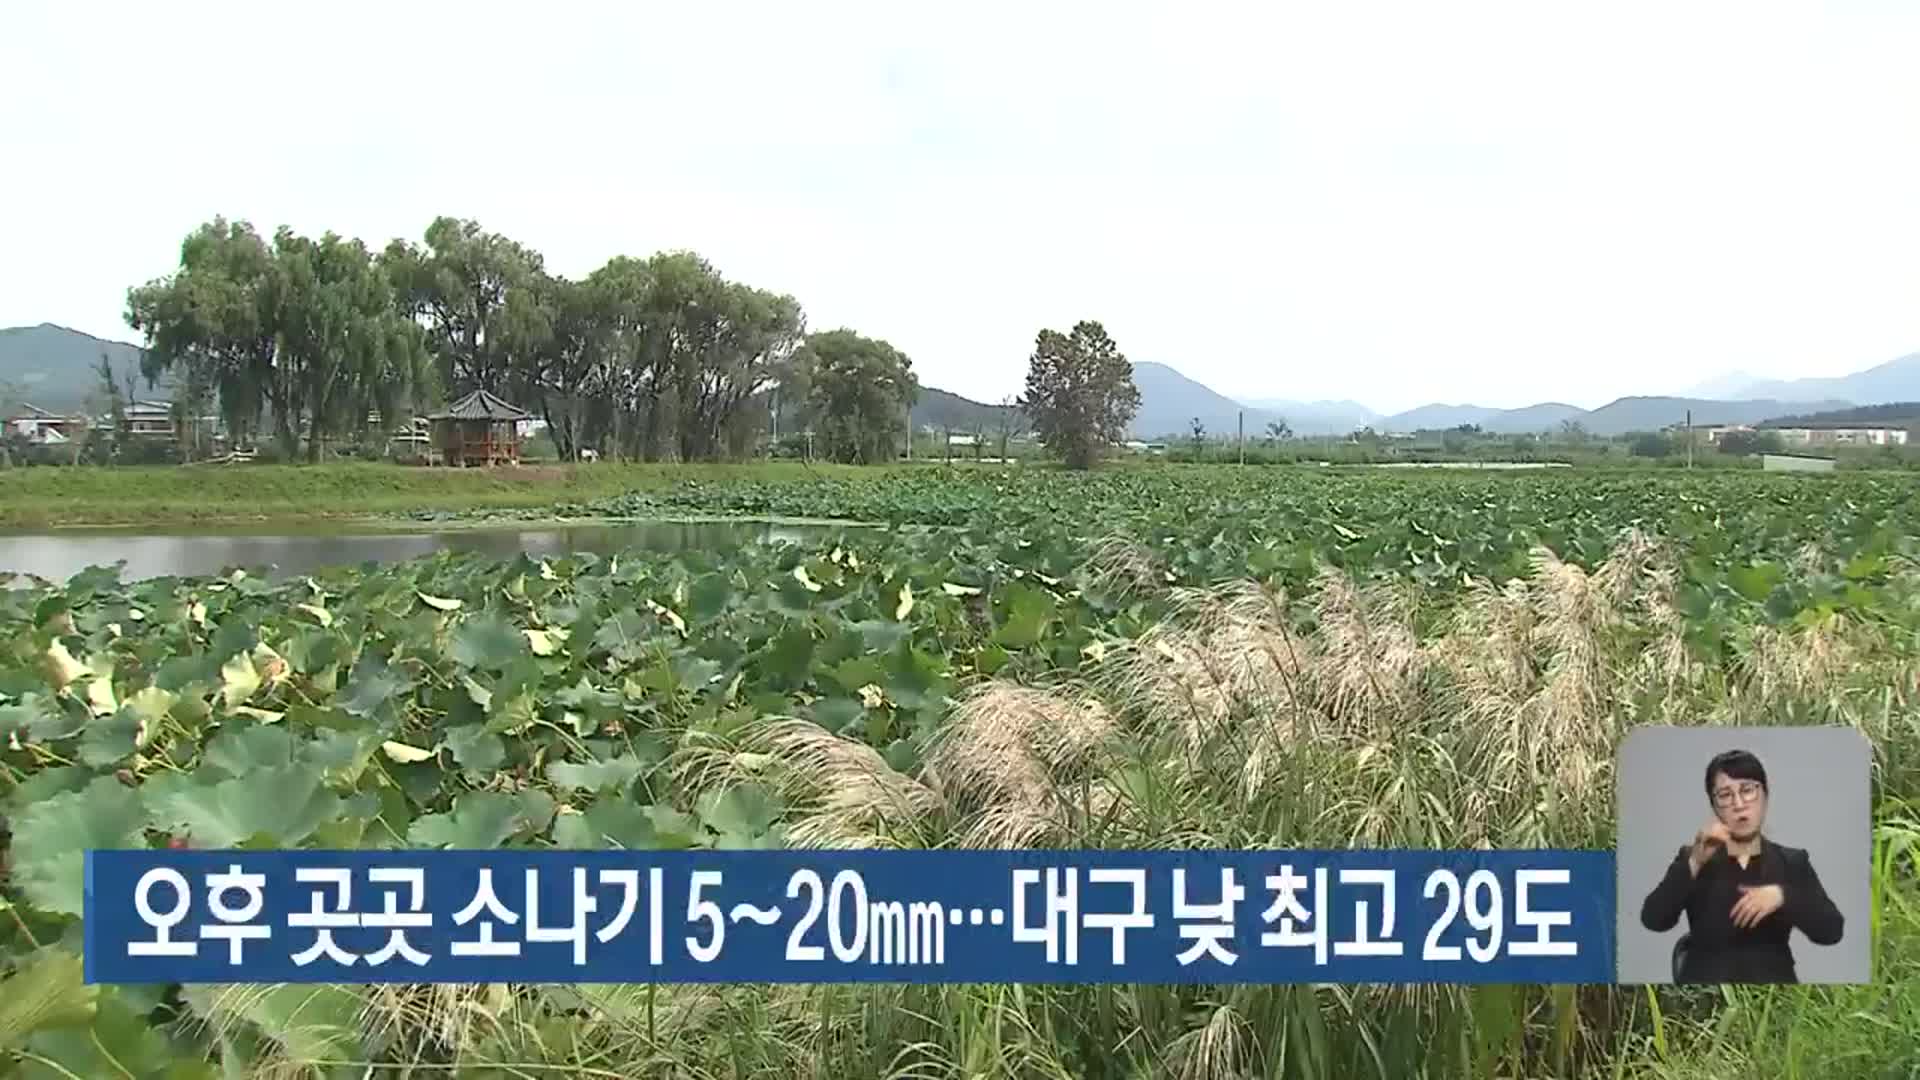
[702, 283, 806, 461]
[127, 219, 428, 461]
[272, 230, 431, 461]
[523, 274, 614, 462]
[579, 254, 655, 461]
[129, 216, 833, 464]
[572, 252, 802, 462]
[383, 217, 550, 399]
[635, 252, 803, 461]
[126, 218, 281, 452]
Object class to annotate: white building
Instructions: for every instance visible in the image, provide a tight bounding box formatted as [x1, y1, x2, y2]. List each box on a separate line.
[4, 403, 84, 442]
[1706, 423, 1910, 448]
[1767, 426, 1909, 447]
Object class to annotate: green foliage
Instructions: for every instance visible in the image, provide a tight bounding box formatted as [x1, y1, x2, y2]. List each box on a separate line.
[383, 216, 550, 399]
[274, 229, 431, 463]
[1019, 320, 1142, 469]
[799, 329, 919, 464]
[10, 779, 146, 915]
[128, 218, 813, 466]
[1716, 428, 1786, 456]
[1630, 432, 1675, 457]
[125, 218, 281, 451]
[3, 465, 1919, 1076]
[126, 219, 431, 461]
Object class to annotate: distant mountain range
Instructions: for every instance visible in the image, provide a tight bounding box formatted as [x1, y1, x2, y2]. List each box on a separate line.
[1114, 360, 1871, 439]
[9, 322, 1920, 441]
[1681, 354, 1920, 405]
[1238, 397, 1380, 437]
[907, 363, 1379, 441]
[1123, 349, 1918, 438]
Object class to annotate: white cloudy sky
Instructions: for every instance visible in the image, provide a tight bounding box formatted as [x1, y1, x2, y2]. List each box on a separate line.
[5, 1, 1918, 413]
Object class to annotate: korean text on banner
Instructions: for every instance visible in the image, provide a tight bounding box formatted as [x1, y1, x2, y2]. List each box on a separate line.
[85, 849, 1616, 985]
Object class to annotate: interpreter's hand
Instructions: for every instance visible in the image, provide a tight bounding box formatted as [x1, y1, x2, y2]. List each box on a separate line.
[1730, 884, 1785, 929]
[1688, 821, 1732, 876]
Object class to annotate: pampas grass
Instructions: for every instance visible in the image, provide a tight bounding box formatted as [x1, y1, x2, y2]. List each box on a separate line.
[152, 531, 1919, 1080]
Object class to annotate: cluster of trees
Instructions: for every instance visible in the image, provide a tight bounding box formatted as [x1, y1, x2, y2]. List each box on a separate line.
[126, 214, 1154, 469]
[1713, 429, 1787, 457]
[1628, 429, 1785, 458]
[128, 222, 432, 463]
[126, 217, 923, 463]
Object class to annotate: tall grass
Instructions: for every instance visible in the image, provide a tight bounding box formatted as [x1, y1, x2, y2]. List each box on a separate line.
[158, 533, 1920, 1077]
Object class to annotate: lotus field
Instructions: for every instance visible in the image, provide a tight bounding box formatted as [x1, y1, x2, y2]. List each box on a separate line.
[3, 466, 1918, 1078]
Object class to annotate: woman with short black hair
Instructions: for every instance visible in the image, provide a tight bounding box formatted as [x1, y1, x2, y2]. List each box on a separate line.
[1639, 748, 1844, 983]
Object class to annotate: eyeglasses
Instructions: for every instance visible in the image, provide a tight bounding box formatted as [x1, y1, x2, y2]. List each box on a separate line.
[1712, 781, 1764, 808]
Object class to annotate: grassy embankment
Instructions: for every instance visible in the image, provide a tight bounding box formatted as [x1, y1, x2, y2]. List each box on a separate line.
[11, 457, 1920, 531]
[0, 461, 882, 528]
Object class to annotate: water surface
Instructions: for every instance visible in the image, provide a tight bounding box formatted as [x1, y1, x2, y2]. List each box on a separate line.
[0, 520, 852, 583]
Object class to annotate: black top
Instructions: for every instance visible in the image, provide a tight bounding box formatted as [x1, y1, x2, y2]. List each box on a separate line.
[1639, 837, 1844, 983]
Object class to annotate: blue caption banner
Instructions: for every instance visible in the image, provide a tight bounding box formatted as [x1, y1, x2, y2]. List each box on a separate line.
[84, 849, 1615, 985]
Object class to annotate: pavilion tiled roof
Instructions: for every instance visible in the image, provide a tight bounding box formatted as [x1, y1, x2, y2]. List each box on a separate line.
[428, 390, 531, 421]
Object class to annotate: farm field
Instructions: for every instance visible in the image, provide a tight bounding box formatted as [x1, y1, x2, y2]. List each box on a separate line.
[2, 465, 1918, 1078]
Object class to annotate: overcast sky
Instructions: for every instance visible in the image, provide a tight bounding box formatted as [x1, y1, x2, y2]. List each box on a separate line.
[5, 2, 1918, 413]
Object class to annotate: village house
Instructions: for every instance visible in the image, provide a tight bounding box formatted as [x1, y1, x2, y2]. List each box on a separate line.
[4, 403, 86, 444]
[109, 400, 225, 456]
[119, 399, 177, 440]
[1692, 424, 1752, 444]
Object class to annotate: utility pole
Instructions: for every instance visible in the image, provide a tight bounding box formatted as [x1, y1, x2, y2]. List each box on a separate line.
[904, 403, 912, 461]
[1685, 409, 1693, 470]
[1238, 410, 1245, 465]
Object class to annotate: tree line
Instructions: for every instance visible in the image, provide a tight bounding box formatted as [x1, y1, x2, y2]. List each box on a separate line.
[125, 215, 1147, 468]
[125, 217, 924, 464]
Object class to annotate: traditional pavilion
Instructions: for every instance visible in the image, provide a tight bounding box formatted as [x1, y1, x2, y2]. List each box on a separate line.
[429, 390, 530, 466]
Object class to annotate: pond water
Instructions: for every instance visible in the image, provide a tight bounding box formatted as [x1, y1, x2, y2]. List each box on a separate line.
[0, 520, 856, 584]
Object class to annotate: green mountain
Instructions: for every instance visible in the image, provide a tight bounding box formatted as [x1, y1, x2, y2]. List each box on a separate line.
[0, 323, 153, 413]
[910, 387, 1018, 433]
